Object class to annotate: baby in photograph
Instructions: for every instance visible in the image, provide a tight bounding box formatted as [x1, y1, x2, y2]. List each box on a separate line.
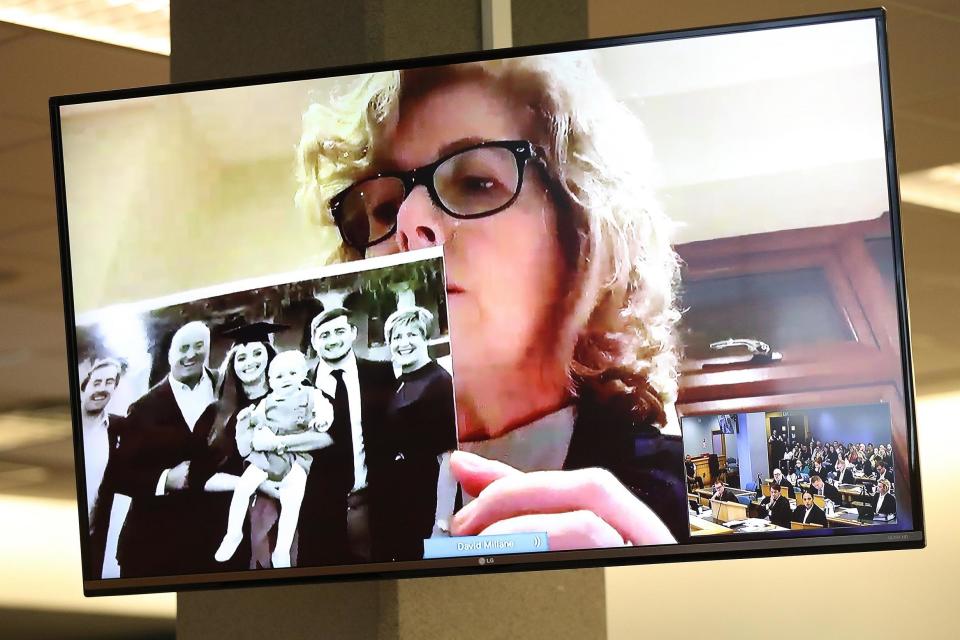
[215, 350, 333, 568]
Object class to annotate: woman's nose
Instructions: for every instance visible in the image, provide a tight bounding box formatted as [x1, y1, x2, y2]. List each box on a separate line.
[395, 186, 454, 252]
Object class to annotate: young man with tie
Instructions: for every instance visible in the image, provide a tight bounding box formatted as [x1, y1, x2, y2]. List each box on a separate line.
[299, 306, 397, 565]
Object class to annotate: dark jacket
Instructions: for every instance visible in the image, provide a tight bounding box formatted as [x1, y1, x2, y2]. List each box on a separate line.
[562, 390, 688, 543]
[712, 489, 742, 505]
[873, 492, 897, 516]
[115, 374, 225, 578]
[792, 503, 828, 527]
[760, 495, 792, 529]
[379, 361, 457, 561]
[836, 466, 856, 485]
[299, 356, 398, 565]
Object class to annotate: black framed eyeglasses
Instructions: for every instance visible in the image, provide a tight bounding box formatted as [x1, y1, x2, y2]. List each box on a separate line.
[329, 140, 544, 251]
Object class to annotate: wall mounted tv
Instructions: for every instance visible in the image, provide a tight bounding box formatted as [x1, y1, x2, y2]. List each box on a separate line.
[51, 8, 924, 596]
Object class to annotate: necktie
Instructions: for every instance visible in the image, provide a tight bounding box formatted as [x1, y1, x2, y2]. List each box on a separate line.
[330, 369, 354, 486]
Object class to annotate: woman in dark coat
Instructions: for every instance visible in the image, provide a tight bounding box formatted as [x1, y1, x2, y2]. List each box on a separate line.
[378, 306, 457, 561]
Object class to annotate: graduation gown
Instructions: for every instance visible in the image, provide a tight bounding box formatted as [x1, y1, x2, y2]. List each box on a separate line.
[115, 376, 225, 578]
[873, 492, 897, 516]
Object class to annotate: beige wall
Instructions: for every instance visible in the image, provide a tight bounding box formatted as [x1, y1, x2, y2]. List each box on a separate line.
[60, 97, 339, 314]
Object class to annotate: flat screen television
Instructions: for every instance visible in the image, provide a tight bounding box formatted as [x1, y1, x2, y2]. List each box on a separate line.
[51, 8, 924, 596]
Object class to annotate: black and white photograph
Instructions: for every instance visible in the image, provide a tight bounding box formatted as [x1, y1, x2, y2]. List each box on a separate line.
[75, 248, 456, 578]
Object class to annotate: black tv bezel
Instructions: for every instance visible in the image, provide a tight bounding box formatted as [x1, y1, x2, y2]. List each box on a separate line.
[49, 7, 925, 597]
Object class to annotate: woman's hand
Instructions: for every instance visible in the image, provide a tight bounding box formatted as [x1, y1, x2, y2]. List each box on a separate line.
[449, 450, 675, 549]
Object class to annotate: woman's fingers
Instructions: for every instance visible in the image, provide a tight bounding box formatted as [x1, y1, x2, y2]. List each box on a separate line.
[451, 463, 675, 546]
[478, 511, 625, 551]
[450, 449, 522, 497]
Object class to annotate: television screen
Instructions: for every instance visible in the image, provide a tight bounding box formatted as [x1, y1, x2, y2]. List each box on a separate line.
[51, 8, 923, 595]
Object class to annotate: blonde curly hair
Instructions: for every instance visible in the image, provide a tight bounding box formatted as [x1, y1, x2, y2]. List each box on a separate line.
[295, 53, 681, 427]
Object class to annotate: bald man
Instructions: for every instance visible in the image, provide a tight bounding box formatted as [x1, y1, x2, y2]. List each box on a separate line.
[114, 321, 224, 578]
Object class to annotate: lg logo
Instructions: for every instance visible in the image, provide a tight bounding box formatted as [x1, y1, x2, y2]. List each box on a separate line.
[478, 557, 496, 565]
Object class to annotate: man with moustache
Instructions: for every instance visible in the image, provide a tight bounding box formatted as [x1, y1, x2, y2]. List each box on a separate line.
[299, 307, 397, 565]
[114, 321, 222, 577]
[79, 358, 126, 579]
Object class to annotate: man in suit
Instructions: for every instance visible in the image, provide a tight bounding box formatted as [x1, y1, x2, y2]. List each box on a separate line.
[114, 321, 222, 577]
[792, 489, 828, 527]
[875, 461, 895, 485]
[873, 479, 897, 516]
[810, 475, 841, 504]
[80, 358, 126, 579]
[809, 458, 829, 483]
[710, 479, 740, 505]
[760, 483, 792, 528]
[771, 468, 795, 498]
[836, 458, 856, 484]
[299, 307, 398, 565]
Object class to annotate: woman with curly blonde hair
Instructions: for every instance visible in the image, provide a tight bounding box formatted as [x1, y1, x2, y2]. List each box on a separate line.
[295, 52, 686, 549]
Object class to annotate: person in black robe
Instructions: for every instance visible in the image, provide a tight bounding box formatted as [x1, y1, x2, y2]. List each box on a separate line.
[760, 483, 792, 529]
[378, 307, 457, 561]
[115, 321, 225, 577]
[872, 479, 897, 516]
[792, 490, 828, 527]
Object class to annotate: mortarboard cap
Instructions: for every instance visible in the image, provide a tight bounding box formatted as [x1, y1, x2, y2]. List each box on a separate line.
[222, 320, 289, 345]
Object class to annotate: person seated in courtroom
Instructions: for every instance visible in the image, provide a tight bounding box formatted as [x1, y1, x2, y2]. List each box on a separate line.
[792, 489, 828, 527]
[685, 455, 703, 490]
[710, 479, 740, 504]
[760, 483, 792, 528]
[861, 454, 874, 477]
[771, 468, 795, 498]
[872, 479, 897, 517]
[875, 461, 894, 485]
[809, 457, 829, 481]
[835, 458, 855, 484]
[810, 475, 841, 504]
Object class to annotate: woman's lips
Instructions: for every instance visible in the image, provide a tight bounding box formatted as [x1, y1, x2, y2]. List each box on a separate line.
[446, 284, 465, 295]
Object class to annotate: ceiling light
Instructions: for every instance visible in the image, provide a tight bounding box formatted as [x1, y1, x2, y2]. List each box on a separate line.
[900, 163, 960, 214]
[0, 0, 170, 55]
